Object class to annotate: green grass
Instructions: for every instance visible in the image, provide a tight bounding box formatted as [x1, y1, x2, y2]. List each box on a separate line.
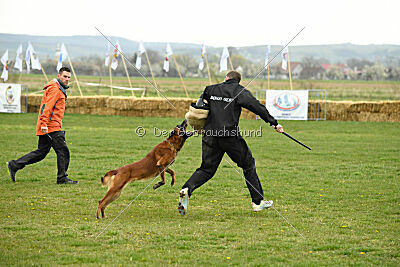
[0, 113, 399, 265]
[6, 73, 400, 101]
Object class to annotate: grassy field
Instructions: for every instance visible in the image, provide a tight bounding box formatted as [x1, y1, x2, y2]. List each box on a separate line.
[6, 73, 400, 101]
[0, 113, 399, 265]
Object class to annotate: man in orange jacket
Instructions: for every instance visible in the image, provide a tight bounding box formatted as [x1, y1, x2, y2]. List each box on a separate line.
[7, 67, 78, 184]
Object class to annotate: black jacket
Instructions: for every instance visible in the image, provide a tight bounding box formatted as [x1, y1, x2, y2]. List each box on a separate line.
[201, 78, 278, 136]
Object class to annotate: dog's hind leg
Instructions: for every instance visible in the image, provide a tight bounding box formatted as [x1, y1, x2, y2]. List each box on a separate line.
[153, 170, 166, 190]
[100, 191, 122, 218]
[97, 180, 126, 219]
[165, 168, 175, 186]
[96, 205, 103, 219]
[97, 188, 123, 219]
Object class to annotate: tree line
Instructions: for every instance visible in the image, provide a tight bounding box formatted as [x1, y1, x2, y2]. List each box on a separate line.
[8, 48, 400, 81]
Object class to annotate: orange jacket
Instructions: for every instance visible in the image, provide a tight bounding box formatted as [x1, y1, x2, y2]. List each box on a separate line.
[36, 80, 67, 136]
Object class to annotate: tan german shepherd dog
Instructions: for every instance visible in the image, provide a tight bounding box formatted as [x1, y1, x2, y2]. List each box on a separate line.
[96, 120, 193, 219]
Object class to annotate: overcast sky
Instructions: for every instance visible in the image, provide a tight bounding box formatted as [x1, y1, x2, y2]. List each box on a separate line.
[0, 0, 398, 47]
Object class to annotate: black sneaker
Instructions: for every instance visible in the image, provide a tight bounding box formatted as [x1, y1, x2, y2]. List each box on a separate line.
[6, 162, 17, 182]
[57, 177, 78, 184]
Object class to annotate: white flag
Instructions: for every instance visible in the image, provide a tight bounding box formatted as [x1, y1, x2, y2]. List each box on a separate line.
[31, 51, 41, 70]
[138, 41, 146, 54]
[1, 49, 8, 66]
[14, 44, 23, 72]
[57, 43, 68, 71]
[163, 54, 169, 72]
[1, 50, 8, 81]
[105, 42, 110, 67]
[219, 47, 229, 72]
[26, 43, 41, 70]
[135, 41, 146, 69]
[25, 42, 32, 72]
[1, 66, 8, 81]
[281, 46, 288, 71]
[163, 43, 173, 72]
[110, 41, 120, 70]
[199, 43, 206, 70]
[265, 45, 271, 67]
[166, 43, 173, 56]
[136, 55, 142, 70]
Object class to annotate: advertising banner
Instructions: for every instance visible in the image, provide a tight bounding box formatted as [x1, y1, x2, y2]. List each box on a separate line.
[0, 84, 22, 113]
[265, 90, 308, 120]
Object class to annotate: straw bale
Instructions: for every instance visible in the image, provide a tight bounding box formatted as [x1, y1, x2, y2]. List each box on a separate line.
[380, 101, 400, 114]
[105, 97, 135, 111]
[389, 112, 400, 121]
[322, 100, 400, 122]
[24, 96, 399, 122]
[26, 95, 42, 113]
[158, 98, 188, 110]
[130, 98, 163, 110]
[67, 96, 107, 109]
[20, 95, 28, 113]
[241, 109, 256, 119]
[358, 112, 388, 122]
[348, 102, 380, 113]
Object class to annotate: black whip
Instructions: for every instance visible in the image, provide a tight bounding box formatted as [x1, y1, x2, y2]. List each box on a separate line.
[282, 132, 312, 150]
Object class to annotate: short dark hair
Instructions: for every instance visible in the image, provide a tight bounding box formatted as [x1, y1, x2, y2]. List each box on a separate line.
[226, 70, 241, 83]
[58, 67, 71, 74]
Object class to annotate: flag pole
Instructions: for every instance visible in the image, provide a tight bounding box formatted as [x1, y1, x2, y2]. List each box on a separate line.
[16, 58, 23, 84]
[205, 53, 212, 85]
[41, 65, 49, 83]
[144, 51, 159, 97]
[228, 56, 234, 70]
[108, 58, 113, 96]
[287, 53, 293, 90]
[121, 55, 134, 96]
[172, 54, 189, 98]
[66, 55, 83, 96]
[267, 63, 270, 90]
[18, 72, 22, 84]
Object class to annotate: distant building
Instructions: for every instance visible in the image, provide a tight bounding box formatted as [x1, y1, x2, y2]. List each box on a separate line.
[321, 64, 353, 79]
[270, 62, 303, 79]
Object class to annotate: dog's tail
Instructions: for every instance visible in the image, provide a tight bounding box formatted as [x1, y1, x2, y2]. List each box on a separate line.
[101, 170, 118, 187]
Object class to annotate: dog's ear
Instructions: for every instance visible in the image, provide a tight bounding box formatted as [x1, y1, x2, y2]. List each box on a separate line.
[169, 127, 180, 138]
[184, 131, 194, 139]
[180, 119, 188, 129]
[107, 170, 118, 176]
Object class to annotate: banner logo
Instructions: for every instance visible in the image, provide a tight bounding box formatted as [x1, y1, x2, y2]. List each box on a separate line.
[6, 86, 14, 104]
[273, 92, 300, 111]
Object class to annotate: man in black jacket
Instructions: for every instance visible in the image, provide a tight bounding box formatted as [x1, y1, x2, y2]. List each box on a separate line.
[178, 71, 283, 215]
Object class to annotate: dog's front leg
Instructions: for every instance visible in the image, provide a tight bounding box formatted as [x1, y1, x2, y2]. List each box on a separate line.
[165, 168, 175, 186]
[153, 168, 166, 190]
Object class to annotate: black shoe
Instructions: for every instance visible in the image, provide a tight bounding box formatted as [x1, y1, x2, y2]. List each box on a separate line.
[57, 177, 78, 184]
[6, 162, 17, 182]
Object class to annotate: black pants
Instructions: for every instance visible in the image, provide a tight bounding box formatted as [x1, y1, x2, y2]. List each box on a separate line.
[9, 131, 70, 181]
[182, 135, 264, 205]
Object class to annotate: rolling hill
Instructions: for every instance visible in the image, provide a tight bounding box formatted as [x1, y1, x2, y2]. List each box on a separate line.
[1, 33, 399, 64]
